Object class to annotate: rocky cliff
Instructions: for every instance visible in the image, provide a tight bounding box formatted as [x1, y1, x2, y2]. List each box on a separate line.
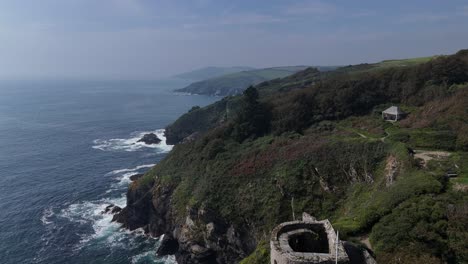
[114, 176, 256, 263]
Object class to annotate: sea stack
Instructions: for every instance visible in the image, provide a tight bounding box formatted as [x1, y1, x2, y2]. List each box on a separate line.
[137, 133, 161, 144]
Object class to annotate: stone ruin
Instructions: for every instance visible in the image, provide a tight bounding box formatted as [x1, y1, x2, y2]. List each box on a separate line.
[270, 213, 349, 264]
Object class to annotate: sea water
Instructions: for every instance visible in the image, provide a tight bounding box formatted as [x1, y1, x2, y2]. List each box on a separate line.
[0, 80, 216, 264]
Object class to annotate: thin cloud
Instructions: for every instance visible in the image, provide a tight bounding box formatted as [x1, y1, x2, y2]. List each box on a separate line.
[108, 0, 147, 16]
[220, 13, 287, 25]
[285, 1, 336, 15]
[398, 13, 451, 23]
[350, 10, 377, 18]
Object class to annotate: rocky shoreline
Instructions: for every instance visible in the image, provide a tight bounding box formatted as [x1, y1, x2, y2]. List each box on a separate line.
[112, 176, 255, 263]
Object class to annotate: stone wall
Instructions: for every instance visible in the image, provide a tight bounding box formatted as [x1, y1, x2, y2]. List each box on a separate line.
[270, 216, 349, 264]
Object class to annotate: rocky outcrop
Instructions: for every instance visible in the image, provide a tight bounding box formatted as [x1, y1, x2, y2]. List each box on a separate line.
[114, 178, 256, 264]
[343, 242, 377, 264]
[138, 133, 161, 145]
[157, 234, 179, 256]
[181, 132, 200, 144]
[112, 180, 164, 233]
[384, 155, 399, 187]
[130, 173, 144, 181]
[174, 205, 256, 263]
[103, 204, 122, 214]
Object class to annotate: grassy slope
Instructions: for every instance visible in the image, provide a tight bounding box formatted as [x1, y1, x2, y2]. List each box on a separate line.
[154, 50, 468, 263]
[377, 56, 437, 68]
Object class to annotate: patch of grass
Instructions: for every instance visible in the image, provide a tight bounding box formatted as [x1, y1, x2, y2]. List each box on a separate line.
[130, 170, 155, 190]
[386, 126, 457, 151]
[239, 240, 270, 264]
[334, 170, 444, 236]
[448, 152, 468, 185]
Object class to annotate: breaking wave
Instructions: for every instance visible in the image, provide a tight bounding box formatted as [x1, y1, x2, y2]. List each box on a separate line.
[40, 207, 55, 225]
[92, 129, 173, 153]
[108, 163, 156, 189]
[39, 164, 172, 263]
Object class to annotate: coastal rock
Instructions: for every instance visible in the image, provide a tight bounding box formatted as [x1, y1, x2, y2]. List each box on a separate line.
[103, 204, 122, 214]
[112, 181, 156, 231]
[129, 173, 144, 181]
[113, 178, 174, 237]
[157, 234, 179, 256]
[137, 133, 161, 145]
[115, 177, 255, 263]
[174, 205, 255, 264]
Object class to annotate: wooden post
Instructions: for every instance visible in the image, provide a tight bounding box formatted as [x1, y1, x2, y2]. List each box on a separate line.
[291, 197, 295, 221]
[336, 230, 339, 264]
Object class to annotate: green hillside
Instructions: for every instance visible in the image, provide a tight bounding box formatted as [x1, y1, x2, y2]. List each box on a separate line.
[173, 66, 255, 81]
[328, 56, 439, 78]
[117, 50, 468, 264]
[175, 66, 310, 96]
[377, 56, 438, 68]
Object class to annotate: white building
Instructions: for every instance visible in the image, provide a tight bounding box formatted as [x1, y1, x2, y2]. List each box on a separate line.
[382, 106, 406, 121]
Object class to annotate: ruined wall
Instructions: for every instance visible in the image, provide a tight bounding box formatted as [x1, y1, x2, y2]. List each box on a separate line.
[270, 216, 349, 264]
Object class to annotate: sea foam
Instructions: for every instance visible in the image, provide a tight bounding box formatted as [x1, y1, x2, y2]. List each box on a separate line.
[92, 129, 173, 153]
[41, 207, 55, 225]
[108, 164, 156, 175]
[51, 163, 173, 263]
[106, 163, 156, 189]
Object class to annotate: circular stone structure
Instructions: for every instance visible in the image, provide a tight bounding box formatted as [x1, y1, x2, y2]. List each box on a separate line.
[270, 217, 349, 264]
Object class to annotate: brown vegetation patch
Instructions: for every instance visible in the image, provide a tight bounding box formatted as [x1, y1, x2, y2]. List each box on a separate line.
[230, 136, 328, 177]
[400, 88, 468, 131]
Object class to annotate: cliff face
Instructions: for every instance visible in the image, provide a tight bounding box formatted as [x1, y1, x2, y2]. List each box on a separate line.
[115, 177, 256, 263]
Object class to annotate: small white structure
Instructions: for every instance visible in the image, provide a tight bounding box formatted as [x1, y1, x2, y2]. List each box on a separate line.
[382, 106, 406, 122]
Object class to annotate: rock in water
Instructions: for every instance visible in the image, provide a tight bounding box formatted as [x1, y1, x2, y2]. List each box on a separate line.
[103, 204, 122, 214]
[137, 133, 161, 145]
[157, 234, 179, 256]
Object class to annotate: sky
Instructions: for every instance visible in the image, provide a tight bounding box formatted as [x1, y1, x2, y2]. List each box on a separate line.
[0, 0, 467, 79]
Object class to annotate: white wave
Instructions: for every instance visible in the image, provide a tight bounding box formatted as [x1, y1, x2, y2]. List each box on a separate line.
[105, 163, 156, 189]
[59, 195, 174, 263]
[41, 207, 55, 225]
[172, 92, 193, 96]
[118, 171, 141, 186]
[55, 162, 175, 263]
[59, 195, 127, 245]
[131, 249, 176, 264]
[108, 164, 156, 175]
[92, 129, 173, 153]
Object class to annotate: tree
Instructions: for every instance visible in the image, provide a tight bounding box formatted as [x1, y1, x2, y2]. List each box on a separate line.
[231, 86, 270, 141]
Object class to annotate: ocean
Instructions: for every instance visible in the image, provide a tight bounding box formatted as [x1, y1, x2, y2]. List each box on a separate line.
[0, 80, 217, 264]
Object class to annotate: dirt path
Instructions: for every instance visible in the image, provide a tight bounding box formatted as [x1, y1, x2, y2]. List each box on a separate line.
[356, 132, 367, 138]
[414, 150, 451, 165]
[380, 130, 390, 142]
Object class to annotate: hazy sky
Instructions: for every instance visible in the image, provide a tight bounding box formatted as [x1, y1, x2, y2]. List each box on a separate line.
[0, 0, 467, 79]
